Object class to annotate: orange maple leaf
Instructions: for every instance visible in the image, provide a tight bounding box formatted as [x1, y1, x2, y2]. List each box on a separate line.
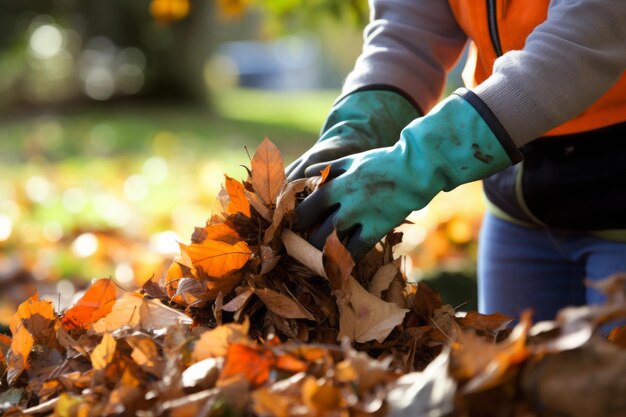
[204, 222, 240, 244]
[62, 278, 117, 330]
[224, 175, 251, 218]
[251, 137, 285, 206]
[7, 324, 34, 386]
[218, 343, 274, 387]
[181, 239, 252, 278]
[9, 292, 60, 350]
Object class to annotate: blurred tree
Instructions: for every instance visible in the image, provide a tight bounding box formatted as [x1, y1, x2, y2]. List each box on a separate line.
[0, 0, 366, 107]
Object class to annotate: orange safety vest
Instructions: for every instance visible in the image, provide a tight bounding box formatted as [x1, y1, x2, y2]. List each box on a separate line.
[448, 0, 626, 137]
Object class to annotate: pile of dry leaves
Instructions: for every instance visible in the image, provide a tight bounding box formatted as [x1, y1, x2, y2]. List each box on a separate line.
[2, 138, 626, 417]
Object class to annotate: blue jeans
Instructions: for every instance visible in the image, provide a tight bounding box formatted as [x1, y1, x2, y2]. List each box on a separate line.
[478, 212, 626, 322]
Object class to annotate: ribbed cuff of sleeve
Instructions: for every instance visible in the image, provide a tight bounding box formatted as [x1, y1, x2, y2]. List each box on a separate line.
[473, 74, 554, 147]
[455, 88, 523, 164]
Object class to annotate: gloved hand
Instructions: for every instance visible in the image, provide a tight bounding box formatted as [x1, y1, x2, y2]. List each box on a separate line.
[294, 89, 523, 260]
[285, 89, 420, 181]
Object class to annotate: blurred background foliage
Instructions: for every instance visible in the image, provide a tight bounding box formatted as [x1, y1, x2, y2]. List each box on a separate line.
[0, 0, 480, 324]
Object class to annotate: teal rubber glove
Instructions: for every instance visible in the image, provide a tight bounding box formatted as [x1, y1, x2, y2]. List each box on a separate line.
[294, 89, 523, 260]
[285, 89, 420, 181]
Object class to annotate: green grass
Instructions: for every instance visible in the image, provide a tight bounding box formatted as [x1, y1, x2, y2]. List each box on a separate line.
[0, 88, 338, 172]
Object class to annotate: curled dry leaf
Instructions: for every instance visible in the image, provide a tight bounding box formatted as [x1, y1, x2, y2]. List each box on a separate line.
[259, 245, 281, 275]
[202, 221, 241, 245]
[218, 343, 274, 388]
[91, 333, 117, 371]
[369, 263, 400, 298]
[62, 278, 117, 330]
[173, 278, 212, 308]
[221, 289, 255, 313]
[281, 229, 327, 279]
[459, 311, 513, 334]
[322, 230, 355, 298]
[91, 293, 192, 334]
[224, 175, 251, 218]
[126, 334, 160, 371]
[7, 324, 34, 386]
[301, 376, 344, 414]
[244, 189, 273, 221]
[337, 276, 409, 343]
[9, 292, 58, 347]
[459, 310, 532, 393]
[263, 179, 307, 245]
[192, 319, 250, 362]
[253, 288, 314, 320]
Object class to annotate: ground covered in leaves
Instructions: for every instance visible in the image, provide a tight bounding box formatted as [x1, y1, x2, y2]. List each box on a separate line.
[2, 139, 626, 417]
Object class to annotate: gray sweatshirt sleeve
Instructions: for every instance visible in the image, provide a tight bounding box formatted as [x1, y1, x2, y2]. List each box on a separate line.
[475, 0, 626, 146]
[342, 0, 468, 114]
[346, 0, 626, 147]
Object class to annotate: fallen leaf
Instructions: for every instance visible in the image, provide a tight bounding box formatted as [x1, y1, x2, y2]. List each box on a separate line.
[244, 189, 273, 221]
[141, 275, 168, 299]
[7, 324, 34, 385]
[411, 282, 443, 326]
[224, 175, 251, 218]
[127, 334, 161, 376]
[253, 288, 314, 320]
[302, 376, 344, 413]
[386, 349, 456, 417]
[206, 271, 246, 302]
[62, 278, 117, 330]
[263, 179, 307, 244]
[203, 222, 241, 245]
[281, 229, 326, 279]
[54, 393, 87, 417]
[460, 310, 532, 393]
[259, 246, 281, 275]
[9, 293, 58, 349]
[218, 343, 274, 388]
[181, 239, 252, 278]
[252, 374, 305, 417]
[91, 333, 117, 371]
[251, 137, 286, 206]
[369, 263, 400, 298]
[91, 293, 192, 334]
[322, 230, 354, 300]
[192, 319, 250, 362]
[460, 311, 513, 334]
[172, 278, 212, 307]
[335, 348, 394, 393]
[221, 289, 255, 313]
[337, 276, 409, 343]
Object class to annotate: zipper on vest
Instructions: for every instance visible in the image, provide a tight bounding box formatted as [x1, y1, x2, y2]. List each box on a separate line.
[487, 0, 503, 56]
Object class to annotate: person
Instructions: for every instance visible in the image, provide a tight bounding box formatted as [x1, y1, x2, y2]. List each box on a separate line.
[286, 0, 626, 322]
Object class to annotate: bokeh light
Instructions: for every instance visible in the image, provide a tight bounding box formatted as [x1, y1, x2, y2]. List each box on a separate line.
[29, 24, 64, 59]
[26, 176, 51, 203]
[72, 233, 99, 258]
[0, 215, 13, 241]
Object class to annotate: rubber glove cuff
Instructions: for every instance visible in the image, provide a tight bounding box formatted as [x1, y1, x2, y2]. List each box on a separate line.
[285, 87, 420, 180]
